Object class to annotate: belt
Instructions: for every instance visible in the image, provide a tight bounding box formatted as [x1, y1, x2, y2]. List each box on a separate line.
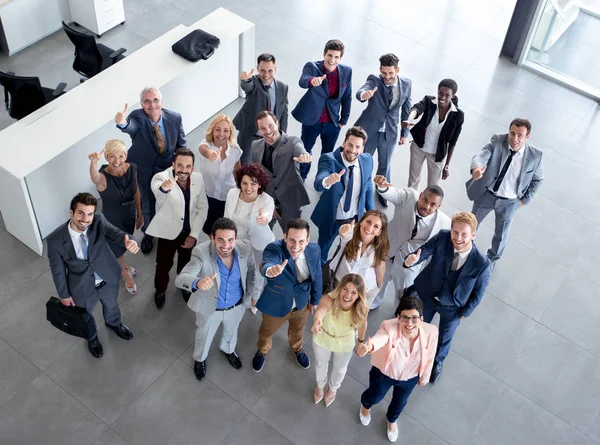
[290, 307, 299, 313]
[432, 296, 457, 308]
[335, 216, 357, 224]
[95, 281, 106, 289]
[215, 299, 243, 311]
[487, 189, 509, 200]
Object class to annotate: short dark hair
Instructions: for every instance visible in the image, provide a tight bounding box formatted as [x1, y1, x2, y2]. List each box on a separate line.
[257, 53, 276, 65]
[423, 185, 444, 200]
[285, 218, 310, 236]
[174, 147, 195, 164]
[255, 110, 278, 125]
[211, 217, 237, 237]
[438, 78, 458, 95]
[510, 118, 532, 135]
[395, 296, 424, 317]
[344, 126, 368, 144]
[234, 163, 270, 194]
[70, 192, 97, 212]
[324, 39, 345, 57]
[379, 53, 399, 68]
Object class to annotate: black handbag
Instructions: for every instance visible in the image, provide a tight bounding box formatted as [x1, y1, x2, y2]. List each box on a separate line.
[46, 297, 97, 340]
[322, 241, 344, 294]
[171, 29, 220, 62]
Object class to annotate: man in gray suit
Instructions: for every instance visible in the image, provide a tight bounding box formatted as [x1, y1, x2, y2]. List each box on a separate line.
[466, 118, 544, 265]
[175, 218, 256, 381]
[251, 110, 312, 231]
[355, 53, 412, 207]
[233, 53, 289, 165]
[47, 193, 140, 358]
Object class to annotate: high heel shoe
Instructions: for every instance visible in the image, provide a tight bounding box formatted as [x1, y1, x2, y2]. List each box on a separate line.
[324, 388, 336, 407]
[313, 387, 324, 404]
[122, 274, 137, 295]
[127, 266, 137, 277]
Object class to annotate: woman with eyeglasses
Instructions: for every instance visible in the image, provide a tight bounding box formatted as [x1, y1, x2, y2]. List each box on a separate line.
[356, 296, 438, 442]
[88, 139, 142, 295]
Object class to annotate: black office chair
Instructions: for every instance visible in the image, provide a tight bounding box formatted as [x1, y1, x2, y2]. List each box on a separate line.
[0, 71, 66, 120]
[62, 21, 127, 81]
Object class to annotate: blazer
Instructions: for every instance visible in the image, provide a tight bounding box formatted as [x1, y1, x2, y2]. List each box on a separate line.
[465, 133, 544, 205]
[146, 168, 208, 241]
[256, 240, 322, 317]
[378, 187, 451, 257]
[233, 76, 289, 136]
[118, 108, 187, 186]
[311, 149, 374, 238]
[223, 188, 275, 250]
[251, 132, 310, 208]
[411, 230, 491, 318]
[354, 74, 412, 141]
[175, 240, 256, 314]
[409, 96, 465, 162]
[47, 215, 124, 302]
[291, 61, 352, 126]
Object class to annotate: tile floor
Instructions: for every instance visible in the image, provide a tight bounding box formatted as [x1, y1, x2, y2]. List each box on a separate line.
[1, 0, 599, 444]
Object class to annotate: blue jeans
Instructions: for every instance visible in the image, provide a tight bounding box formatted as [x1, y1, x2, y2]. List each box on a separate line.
[364, 131, 395, 181]
[422, 295, 461, 365]
[300, 122, 341, 179]
[361, 367, 419, 423]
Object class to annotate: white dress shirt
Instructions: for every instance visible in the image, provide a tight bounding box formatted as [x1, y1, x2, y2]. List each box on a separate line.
[322, 156, 361, 220]
[198, 139, 242, 201]
[400, 207, 438, 259]
[67, 223, 103, 285]
[452, 245, 472, 271]
[422, 98, 457, 155]
[292, 253, 310, 309]
[494, 145, 524, 199]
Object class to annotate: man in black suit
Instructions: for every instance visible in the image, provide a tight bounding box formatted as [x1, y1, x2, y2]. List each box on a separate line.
[47, 193, 140, 358]
[233, 53, 289, 164]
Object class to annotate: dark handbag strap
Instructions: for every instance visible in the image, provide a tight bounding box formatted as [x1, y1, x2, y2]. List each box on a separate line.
[330, 240, 344, 276]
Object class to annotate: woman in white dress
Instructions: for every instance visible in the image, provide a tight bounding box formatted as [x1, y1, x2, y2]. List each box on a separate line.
[198, 114, 242, 235]
[223, 163, 275, 309]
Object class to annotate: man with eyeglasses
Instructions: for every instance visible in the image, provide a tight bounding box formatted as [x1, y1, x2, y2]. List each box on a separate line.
[403, 211, 491, 383]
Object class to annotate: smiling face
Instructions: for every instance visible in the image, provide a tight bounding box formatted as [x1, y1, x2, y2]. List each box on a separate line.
[417, 190, 442, 217]
[141, 89, 162, 122]
[284, 228, 309, 259]
[341, 135, 364, 163]
[339, 282, 360, 311]
[437, 86, 455, 109]
[359, 215, 382, 244]
[257, 115, 280, 146]
[69, 203, 95, 233]
[172, 155, 194, 185]
[450, 221, 476, 252]
[508, 124, 530, 151]
[323, 50, 342, 72]
[212, 229, 236, 259]
[399, 309, 423, 338]
[212, 120, 231, 147]
[240, 175, 260, 201]
[105, 150, 127, 172]
[380, 65, 399, 86]
[258, 61, 276, 85]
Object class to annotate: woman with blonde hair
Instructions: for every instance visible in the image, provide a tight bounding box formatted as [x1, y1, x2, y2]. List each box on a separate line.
[88, 139, 142, 294]
[198, 114, 242, 234]
[311, 273, 369, 407]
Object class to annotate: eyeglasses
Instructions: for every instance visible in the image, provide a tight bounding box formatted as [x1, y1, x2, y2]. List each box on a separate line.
[399, 315, 421, 324]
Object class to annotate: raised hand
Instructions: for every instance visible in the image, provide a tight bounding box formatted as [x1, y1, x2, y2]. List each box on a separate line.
[124, 234, 139, 254]
[88, 149, 105, 163]
[471, 164, 487, 180]
[205, 146, 222, 163]
[373, 175, 393, 188]
[404, 248, 421, 267]
[240, 68, 255, 81]
[181, 236, 197, 249]
[356, 337, 372, 357]
[115, 103, 129, 126]
[293, 153, 312, 164]
[324, 169, 346, 187]
[197, 273, 217, 291]
[266, 259, 288, 278]
[256, 208, 268, 226]
[360, 87, 378, 100]
[310, 74, 327, 87]
[311, 318, 323, 335]
[401, 119, 417, 130]
[160, 178, 176, 191]
[339, 220, 355, 238]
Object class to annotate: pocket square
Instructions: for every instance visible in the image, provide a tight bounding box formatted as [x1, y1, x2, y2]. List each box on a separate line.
[342, 83, 347, 88]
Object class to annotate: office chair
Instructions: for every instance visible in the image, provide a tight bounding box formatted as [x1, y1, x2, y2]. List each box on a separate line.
[62, 21, 127, 82]
[0, 71, 67, 120]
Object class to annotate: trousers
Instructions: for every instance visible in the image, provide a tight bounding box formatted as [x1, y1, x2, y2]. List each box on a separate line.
[257, 306, 309, 354]
[154, 230, 193, 292]
[364, 131, 396, 181]
[361, 366, 419, 423]
[407, 142, 443, 190]
[193, 303, 245, 362]
[312, 341, 353, 391]
[299, 122, 341, 179]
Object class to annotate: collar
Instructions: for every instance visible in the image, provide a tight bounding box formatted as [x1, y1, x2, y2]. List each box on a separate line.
[216, 249, 238, 265]
[453, 245, 472, 258]
[414, 205, 436, 222]
[147, 113, 164, 126]
[322, 61, 338, 75]
[382, 76, 398, 87]
[67, 220, 88, 238]
[508, 144, 525, 156]
[341, 154, 358, 169]
[431, 97, 457, 113]
[267, 134, 282, 150]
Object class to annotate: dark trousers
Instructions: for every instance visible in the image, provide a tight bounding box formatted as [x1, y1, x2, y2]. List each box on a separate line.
[364, 131, 396, 181]
[361, 366, 419, 423]
[269, 200, 302, 233]
[139, 182, 156, 233]
[75, 282, 121, 336]
[422, 295, 461, 365]
[237, 132, 261, 165]
[299, 122, 341, 179]
[154, 230, 193, 292]
[203, 196, 226, 235]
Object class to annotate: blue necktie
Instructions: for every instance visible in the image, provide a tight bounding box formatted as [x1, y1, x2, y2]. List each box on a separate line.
[80, 234, 102, 282]
[343, 165, 355, 213]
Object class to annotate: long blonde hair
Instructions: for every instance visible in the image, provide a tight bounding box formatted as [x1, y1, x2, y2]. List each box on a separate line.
[329, 274, 369, 327]
[205, 114, 236, 145]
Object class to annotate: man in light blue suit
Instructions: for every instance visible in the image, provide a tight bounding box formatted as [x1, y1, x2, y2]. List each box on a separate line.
[465, 118, 544, 265]
[311, 126, 374, 264]
[355, 54, 411, 207]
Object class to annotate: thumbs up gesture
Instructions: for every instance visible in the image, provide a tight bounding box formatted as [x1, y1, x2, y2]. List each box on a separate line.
[339, 220, 355, 239]
[124, 234, 139, 254]
[324, 169, 345, 187]
[206, 146, 223, 163]
[240, 68, 255, 81]
[256, 208, 268, 226]
[373, 175, 393, 188]
[471, 164, 487, 180]
[360, 87, 378, 101]
[88, 149, 105, 164]
[404, 248, 422, 267]
[115, 103, 129, 126]
[266, 259, 288, 278]
[356, 337, 373, 357]
[160, 178, 176, 192]
[293, 153, 312, 164]
[310, 74, 327, 87]
[311, 317, 323, 335]
[197, 273, 218, 291]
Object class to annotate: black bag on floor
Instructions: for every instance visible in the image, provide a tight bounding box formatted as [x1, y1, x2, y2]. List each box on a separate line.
[171, 29, 220, 62]
[46, 297, 97, 340]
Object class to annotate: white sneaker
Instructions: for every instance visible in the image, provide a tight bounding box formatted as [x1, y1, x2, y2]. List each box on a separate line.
[387, 422, 398, 442]
[359, 405, 371, 426]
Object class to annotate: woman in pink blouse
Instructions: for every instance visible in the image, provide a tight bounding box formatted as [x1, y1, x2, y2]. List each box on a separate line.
[356, 296, 438, 442]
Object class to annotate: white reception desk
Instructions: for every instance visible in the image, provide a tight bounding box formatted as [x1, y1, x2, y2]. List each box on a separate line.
[0, 8, 255, 254]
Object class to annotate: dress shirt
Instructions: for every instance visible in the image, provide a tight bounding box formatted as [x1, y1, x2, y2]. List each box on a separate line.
[318, 62, 339, 123]
[452, 245, 472, 271]
[333, 236, 377, 292]
[370, 320, 422, 381]
[265, 80, 277, 114]
[321, 156, 361, 220]
[198, 139, 242, 201]
[494, 145, 524, 199]
[67, 223, 103, 285]
[292, 252, 310, 310]
[261, 136, 282, 173]
[378, 78, 400, 133]
[422, 98, 457, 155]
[399, 207, 437, 259]
[119, 114, 168, 148]
[215, 251, 243, 309]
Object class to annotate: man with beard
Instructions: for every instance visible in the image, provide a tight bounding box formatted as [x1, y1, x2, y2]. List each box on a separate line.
[147, 148, 208, 309]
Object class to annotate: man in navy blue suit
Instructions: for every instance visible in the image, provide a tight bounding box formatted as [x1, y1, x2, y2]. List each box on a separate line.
[252, 219, 322, 372]
[115, 87, 187, 254]
[312, 126, 374, 264]
[292, 39, 353, 180]
[404, 211, 491, 383]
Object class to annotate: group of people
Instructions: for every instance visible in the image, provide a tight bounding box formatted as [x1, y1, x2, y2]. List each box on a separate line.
[46, 39, 544, 442]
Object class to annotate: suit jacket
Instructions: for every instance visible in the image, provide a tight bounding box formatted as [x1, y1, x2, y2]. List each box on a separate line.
[465, 133, 544, 205]
[118, 108, 187, 187]
[311, 149, 374, 237]
[251, 132, 310, 208]
[256, 240, 322, 317]
[411, 230, 491, 318]
[233, 76, 289, 136]
[378, 187, 451, 257]
[47, 215, 124, 302]
[146, 168, 208, 241]
[175, 240, 256, 314]
[354, 74, 412, 141]
[291, 61, 352, 126]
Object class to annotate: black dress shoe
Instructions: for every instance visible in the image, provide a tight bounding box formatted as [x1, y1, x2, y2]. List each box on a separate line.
[141, 235, 154, 254]
[106, 322, 133, 340]
[430, 362, 443, 383]
[87, 337, 103, 358]
[181, 289, 191, 303]
[223, 351, 242, 370]
[155, 290, 166, 309]
[194, 360, 207, 381]
[378, 194, 388, 208]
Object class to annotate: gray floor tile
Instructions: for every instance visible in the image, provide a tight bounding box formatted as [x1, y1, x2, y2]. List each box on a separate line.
[371, 2, 449, 43]
[221, 412, 293, 445]
[592, 416, 600, 442]
[0, 338, 41, 407]
[93, 429, 131, 445]
[587, 437, 600, 445]
[467, 384, 588, 445]
[122, 3, 191, 42]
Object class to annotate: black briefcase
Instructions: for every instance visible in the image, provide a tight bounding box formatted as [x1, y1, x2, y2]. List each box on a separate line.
[171, 29, 220, 62]
[46, 297, 97, 340]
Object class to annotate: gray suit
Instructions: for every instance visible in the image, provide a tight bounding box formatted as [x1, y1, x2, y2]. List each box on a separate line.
[251, 132, 310, 231]
[47, 215, 125, 326]
[466, 133, 544, 262]
[175, 240, 256, 362]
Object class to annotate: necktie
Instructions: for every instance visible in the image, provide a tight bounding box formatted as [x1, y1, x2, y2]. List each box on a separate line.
[450, 252, 460, 271]
[411, 215, 422, 239]
[343, 165, 355, 213]
[265, 85, 272, 111]
[81, 234, 102, 282]
[153, 123, 166, 154]
[387, 85, 394, 103]
[492, 150, 517, 193]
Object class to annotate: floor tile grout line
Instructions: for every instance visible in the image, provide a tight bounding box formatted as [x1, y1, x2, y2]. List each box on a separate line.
[463, 378, 504, 445]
